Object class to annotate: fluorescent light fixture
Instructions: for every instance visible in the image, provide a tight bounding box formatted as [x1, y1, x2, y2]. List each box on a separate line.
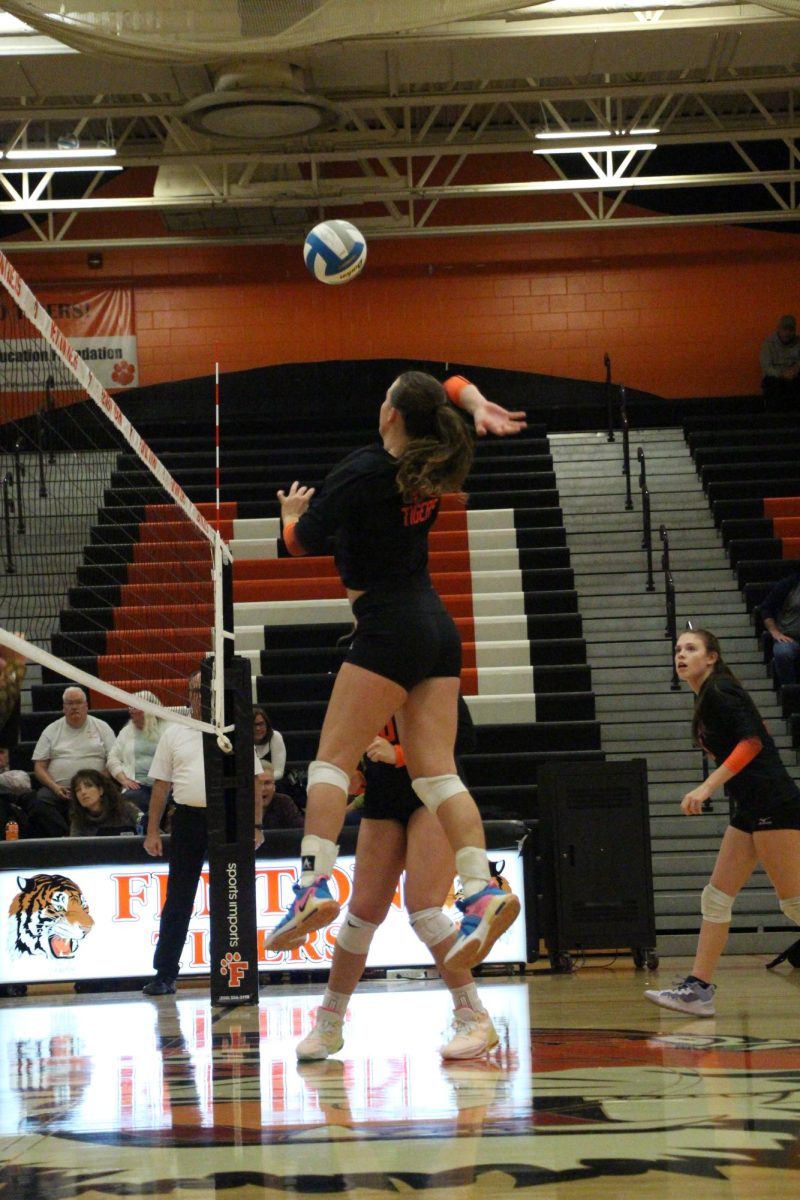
[6, 146, 117, 160]
[534, 142, 657, 155]
[0, 164, 123, 174]
[535, 130, 612, 140]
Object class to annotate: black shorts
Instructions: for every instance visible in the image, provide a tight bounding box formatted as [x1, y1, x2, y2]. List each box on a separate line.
[730, 796, 800, 833]
[347, 583, 462, 692]
[361, 766, 422, 827]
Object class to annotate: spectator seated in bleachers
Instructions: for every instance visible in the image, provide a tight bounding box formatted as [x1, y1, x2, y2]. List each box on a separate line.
[68, 769, 142, 837]
[29, 687, 116, 837]
[253, 706, 286, 779]
[0, 745, 32, 838]
[760, 569, 800, 687]
[107, 689, 164, 814]
[258, 763, 304, 832]
[761, 314, 800, 409]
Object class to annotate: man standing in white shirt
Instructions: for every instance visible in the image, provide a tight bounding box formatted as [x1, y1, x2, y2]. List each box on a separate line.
[141, 671, 264, 996]
[30, 687, 115, 837]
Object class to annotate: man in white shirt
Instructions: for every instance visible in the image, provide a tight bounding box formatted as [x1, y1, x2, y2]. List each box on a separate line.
[30, 687, 116, 837]
[141, 670, 264, 996]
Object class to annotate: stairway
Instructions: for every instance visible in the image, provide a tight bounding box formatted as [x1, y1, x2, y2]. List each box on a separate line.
[550, 426, 800, 956]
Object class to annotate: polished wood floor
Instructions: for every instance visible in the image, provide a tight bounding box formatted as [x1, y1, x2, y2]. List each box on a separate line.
[2, 955, 800, 1199]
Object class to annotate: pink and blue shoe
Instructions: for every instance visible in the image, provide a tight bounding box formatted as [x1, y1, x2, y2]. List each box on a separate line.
[444, 884, 521, 970]
[265, 877, 340, 952]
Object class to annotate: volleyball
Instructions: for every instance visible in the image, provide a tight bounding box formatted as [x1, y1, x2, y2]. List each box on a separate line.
[303, 219, 367, 285]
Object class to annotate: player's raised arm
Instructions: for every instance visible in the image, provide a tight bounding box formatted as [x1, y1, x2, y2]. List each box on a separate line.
[443, 375, 527, 437]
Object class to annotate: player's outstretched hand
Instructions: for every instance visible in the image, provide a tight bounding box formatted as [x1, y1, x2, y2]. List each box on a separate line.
[453, 381, 527, 437]
[471, 396, 528, 437]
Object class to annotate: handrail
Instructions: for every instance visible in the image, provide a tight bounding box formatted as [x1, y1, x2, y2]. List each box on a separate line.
[35, 408, 49, 498]
[660, 524, 680, 690]
[604, 352, 614, 443]
[12, 439, 25, 535]
[638, 446, 655, 591]
[620, 385, 633, 510]
[2, 472, 15, 574]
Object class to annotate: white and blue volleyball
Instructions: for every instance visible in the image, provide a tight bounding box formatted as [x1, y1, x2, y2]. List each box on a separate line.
[303, 219, 367, 285]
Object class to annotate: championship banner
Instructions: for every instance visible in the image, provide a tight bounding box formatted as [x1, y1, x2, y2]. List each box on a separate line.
[0, 286, 138, 395]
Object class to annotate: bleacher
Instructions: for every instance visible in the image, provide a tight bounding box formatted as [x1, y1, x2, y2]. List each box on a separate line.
[14, 409, 603, 827]
[684, 407, 800, 751]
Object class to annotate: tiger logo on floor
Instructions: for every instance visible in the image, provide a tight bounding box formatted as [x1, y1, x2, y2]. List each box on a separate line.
[7, 873, 94, 960]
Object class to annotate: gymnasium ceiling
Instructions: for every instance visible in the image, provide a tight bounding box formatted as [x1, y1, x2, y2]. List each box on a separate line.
[1, 1, 800, 250]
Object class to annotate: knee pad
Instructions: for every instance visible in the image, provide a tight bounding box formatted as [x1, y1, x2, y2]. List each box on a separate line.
[701, 883, 735, 924]
[411, 774, 465, 814]
[335, 913, 378, 955]
[409, 907, 455, 948]
[779, 895, 800, 926]
[307, 759, 351, 800]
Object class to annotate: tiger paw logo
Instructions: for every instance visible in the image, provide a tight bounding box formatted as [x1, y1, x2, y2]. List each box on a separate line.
[111, 359, 135, 387]
[8, 874, 94, 960]
[220, 951, 248, 988]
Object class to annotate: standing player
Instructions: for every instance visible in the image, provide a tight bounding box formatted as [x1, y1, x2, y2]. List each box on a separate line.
[646, 628, 800, 1016]
[266, 372, 525, 969]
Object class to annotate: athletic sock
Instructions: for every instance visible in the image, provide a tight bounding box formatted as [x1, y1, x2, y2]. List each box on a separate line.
[320, 988, 350, 1018]
[455, 846, 492, 901]
[449, 982, 486, 1014]
[685, 974, 711, 989]
[300, 835, 339, 886]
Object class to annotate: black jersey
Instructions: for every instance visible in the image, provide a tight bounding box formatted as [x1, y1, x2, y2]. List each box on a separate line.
[293, 443, 440, 591]
[696, 675, 800, 810]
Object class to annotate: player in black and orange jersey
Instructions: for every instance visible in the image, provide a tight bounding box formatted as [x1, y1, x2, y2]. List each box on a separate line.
[295, 696, 500, 1061]
[646, 628, 800, 1017]
[266, 371, 525, 969]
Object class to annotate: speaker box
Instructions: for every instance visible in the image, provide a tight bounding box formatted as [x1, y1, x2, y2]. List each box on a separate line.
[537, 759, 657, 970]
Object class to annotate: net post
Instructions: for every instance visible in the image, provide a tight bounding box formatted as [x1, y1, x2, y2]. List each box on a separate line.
[203, 654, 260, 1006]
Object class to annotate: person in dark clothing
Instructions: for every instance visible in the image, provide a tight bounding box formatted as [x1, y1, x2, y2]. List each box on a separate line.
[258, 763, 304, 831]
[760, 570, 800, 687]
[760, 314, 800, 407]
[646, 628, 800, 1017]
[265, 372, 525, 971]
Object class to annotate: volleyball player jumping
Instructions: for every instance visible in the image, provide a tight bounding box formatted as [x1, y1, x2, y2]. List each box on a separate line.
[265, 371, 525, 969]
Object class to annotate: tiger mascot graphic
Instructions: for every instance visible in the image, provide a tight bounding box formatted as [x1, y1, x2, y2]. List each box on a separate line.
[7, 873, 94, 960]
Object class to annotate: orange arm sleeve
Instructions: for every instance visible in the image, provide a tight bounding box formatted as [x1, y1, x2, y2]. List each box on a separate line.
[282, 521, 307, 557]
[443, 375, 471, 409]
[723, 736, 763, 774]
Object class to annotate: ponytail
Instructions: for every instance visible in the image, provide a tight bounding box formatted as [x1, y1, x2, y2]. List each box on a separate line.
[390, 371, 475, 502]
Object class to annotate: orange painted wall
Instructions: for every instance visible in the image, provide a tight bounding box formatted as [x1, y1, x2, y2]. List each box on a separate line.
[7, 167, 800, 399]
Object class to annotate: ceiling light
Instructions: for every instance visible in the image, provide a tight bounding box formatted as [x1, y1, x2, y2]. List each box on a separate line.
[6, 147, 117, 160]
[535, 130, 612, 140]
[0, 164, 123, 174]
[534, 142, 657, 155]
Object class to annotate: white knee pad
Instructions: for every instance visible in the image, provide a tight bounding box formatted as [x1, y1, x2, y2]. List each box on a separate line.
[779, 895, 800, 926]
[409, 907, 455, 948]
[701, 883, 735, 924]
[307, 759, 351, 800]
[411, 774, 465, 814]
[336, 913, 378, 955]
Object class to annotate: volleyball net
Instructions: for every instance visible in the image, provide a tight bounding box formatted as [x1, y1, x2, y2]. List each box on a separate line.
[0, 249, 233, 740]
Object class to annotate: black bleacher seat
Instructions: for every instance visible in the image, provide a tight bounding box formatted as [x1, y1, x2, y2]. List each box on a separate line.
[726, 539, 782, 568]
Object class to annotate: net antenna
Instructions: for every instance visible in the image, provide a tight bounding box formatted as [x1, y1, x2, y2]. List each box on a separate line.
[0, 249, 234, 748]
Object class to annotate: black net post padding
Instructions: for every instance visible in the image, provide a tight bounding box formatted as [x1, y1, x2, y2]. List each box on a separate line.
[203, 654, 260, 1006]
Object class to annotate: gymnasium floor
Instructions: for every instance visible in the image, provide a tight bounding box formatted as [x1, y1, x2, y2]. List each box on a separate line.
[1, 956, 799, 1200]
